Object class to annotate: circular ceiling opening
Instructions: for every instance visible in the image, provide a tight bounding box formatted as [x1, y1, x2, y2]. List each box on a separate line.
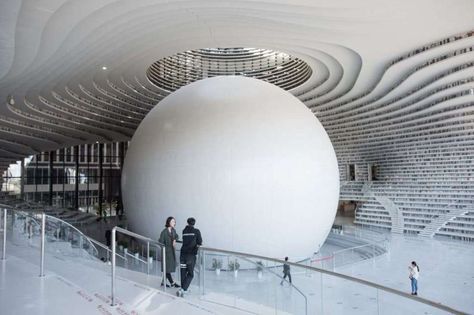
[146, 47, 312, 92]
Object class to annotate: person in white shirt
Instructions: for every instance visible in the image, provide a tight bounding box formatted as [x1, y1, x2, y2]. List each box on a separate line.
[408, 261, 420, 295]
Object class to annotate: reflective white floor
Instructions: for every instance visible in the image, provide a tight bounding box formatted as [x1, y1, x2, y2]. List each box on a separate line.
[0, 239, 223, 315]
[1, 227, 473, 314]
[335, 233, 474, 314]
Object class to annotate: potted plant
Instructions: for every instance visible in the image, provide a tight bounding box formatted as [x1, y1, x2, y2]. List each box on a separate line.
[148, 249, 155, 264]
[256, 261, 264, 279]
[228, 259, 240, 278]
[212, 258, 222, 276]
[118, 240, 128, 252]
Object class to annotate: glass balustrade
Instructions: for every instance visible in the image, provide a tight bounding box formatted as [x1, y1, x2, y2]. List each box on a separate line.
[0, 205, 462, 314]
[6, 210, 98, 260]
[109, 226, 166, 305]
[195, 250, 307, 314]
[196, 248, 455, 315]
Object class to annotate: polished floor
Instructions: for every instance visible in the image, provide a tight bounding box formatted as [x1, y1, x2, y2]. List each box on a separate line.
[1, 224, 473, 314]
[335, 234, 474, 314]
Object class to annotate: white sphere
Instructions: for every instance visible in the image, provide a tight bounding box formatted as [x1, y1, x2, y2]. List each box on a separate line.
[122, 76, 339, 259]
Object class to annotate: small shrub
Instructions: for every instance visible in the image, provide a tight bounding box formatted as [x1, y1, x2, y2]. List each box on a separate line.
[228, 259, 240, 271]
[212, 258, 223, 270]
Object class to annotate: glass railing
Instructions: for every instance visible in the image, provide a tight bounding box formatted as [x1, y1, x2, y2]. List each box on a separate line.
[8, 209, 99, 259]
[196, 247, 462, 315]
[304, 225, 390, 272]
[110, 226, 165, 305]
[89, 237, 126, 263]
[100, 231, 163, 276]
[1, 203, 163, 290]
[1, 204, 464, 314]
[1, 205, 100, 275]
[197, 250, 307, 314]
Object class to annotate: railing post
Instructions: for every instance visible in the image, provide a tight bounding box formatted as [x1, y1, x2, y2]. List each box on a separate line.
[200, 250, 205, 295]
[332, 252, 335, 272]
[376, 288, 380, 315]
[156, 244, 159, 276]
[39, 213, 45, 277]
[146, 241, 150, 275]
[304, 292, 308, 315]
[197, 250, 201, 294]
[320, 272, 324, 314]
[1, 209, 7, 260]
[372, 244, 376, 267]
[80, 236, 83, 252]
[111, 227, 116, 306]
[162, 245, 166, 292]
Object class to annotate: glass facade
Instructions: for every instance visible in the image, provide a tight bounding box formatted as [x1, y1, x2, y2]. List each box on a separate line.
[2, 142, 128, 217]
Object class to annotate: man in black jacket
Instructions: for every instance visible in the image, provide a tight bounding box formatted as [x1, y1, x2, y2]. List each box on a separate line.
[177, 217, 202, 297]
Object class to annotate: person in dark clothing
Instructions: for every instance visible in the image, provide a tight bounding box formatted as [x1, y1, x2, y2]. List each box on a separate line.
[280, 257, 292, 285]
[176, 217, 202, 297]
[159, 216, 180, 288]
[105, 230, 111, 247]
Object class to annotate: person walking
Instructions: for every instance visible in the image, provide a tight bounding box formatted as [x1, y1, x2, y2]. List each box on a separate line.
[159, 216, 180, 288]
[176, 217, 202, 297]
[280, 257, 292, 285]
[408, 261, 420, 295]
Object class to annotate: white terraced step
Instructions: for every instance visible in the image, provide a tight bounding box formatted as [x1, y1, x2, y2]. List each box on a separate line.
[2, 238, 225, 315]
[419, 207, 471, 237]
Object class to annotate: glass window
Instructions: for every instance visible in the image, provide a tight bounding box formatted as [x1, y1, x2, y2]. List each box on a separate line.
[66, 147, 72, 162]
[26, 169, 35, 185]
[79, 145, 85, 163]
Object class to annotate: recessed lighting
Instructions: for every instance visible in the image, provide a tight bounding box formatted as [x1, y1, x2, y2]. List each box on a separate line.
[101, 66, 107, 70]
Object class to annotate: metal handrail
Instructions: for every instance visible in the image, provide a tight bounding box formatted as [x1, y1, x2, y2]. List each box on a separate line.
[332, 242, 377, 256]
[45, 214, 99, 257]
[39, 214, 45, 277]
[198, 246, 467, 315]
[88, 238, 126, 261]
[1, 209, 466, 314]
[123, 250, 147, 264]
[0, 203, 99, 258]
[1, 207, 47, 276]
[1, 209, 6, 260]
[110, 226, 165, 306]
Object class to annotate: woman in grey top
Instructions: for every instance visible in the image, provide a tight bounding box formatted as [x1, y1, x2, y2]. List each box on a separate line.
[159, 216, 180, 287]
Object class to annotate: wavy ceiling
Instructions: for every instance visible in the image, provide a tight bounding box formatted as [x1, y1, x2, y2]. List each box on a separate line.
[0, 0, 473, 171]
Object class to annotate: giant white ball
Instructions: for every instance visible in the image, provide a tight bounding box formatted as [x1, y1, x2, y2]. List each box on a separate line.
[122, 76, 339, 258]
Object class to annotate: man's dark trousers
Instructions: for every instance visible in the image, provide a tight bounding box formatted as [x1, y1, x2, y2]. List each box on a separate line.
[180, 253, 196, 291]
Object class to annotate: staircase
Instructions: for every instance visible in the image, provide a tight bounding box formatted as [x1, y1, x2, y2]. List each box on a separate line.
[360, 185, 403, 234]
[373, 195, 404, 234]
[419, 208, 470, 238]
